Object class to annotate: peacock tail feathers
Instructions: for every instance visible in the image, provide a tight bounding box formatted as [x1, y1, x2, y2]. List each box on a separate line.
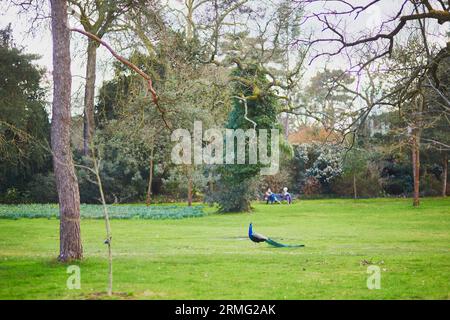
[265, 238, 304, 248]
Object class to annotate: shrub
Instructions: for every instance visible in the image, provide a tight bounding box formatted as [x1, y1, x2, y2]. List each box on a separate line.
[26, 173, 58, 203]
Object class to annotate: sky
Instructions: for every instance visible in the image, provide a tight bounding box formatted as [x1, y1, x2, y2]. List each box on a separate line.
[1, 0, 448, 117]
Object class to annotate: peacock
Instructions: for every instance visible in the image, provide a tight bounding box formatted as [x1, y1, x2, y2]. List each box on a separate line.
[248, 223, 304, 248]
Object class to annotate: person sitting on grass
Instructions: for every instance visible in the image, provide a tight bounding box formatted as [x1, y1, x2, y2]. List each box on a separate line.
[282, 187, 292, 204]
[264, 188, 272, 204]
[265, 188, 281, 204]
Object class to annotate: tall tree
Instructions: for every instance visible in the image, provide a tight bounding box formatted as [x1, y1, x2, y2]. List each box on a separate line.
[69, 0, 132, 155]
[297, 0, 449, 205]
[409, 94, 424, 207]
[303, 69, 355, 131]
[210, 64, 281, 212]
[422, 51, 450, 197]
[50, 0, 82, 261]
[0, 26, 51, 196]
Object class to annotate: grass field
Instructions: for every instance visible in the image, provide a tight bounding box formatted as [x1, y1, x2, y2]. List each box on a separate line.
[0, 198, 449, 299]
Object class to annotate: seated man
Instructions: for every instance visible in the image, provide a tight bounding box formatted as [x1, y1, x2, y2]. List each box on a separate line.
[264, 188, 281, 204]
[264, 188, 272, 204]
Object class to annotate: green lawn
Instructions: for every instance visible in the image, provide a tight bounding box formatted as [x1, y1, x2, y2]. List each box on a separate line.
[0, 198, 449, 299]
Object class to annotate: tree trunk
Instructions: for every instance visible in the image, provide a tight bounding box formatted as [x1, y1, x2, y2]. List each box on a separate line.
[50, 0, 82, 262]
[186, 0, 194, 40]
[209, 172, 214, 194]
[353, 173, 357, 199]
[443, 153, 448, 197]
[411, 93, 424, 207]
[187, 166, 193, 207]
[146, 146, 154, 206]
[411, 132, 420, 207]
[83, 40, 97, 155]
[284, 113, 289, 140]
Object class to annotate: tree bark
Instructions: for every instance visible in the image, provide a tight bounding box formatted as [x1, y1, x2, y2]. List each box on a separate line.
[443, 153, 448, 197]
[353, 173, 357, 199]
[411, 132, 420, 207]
[411, 93, 424, 207]
[186, 0, 194, 40]
[146, 146, 154, 206]
[83, 40, 98, 155]
[187, 166, 193, 207]
[284, 113, 289, 140]
[50, 0, 82, 261]
[209, 172, 214, 194]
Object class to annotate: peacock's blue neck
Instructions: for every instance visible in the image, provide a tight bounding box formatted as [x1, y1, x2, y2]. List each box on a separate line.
[248, 223, 253, 237]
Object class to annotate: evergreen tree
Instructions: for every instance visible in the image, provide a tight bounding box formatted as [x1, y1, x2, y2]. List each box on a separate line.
[0, 26, 51, 200]
[211, 64, 281, 212]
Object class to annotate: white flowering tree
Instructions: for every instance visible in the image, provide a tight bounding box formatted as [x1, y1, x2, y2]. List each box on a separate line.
[293, 143, 344, 194]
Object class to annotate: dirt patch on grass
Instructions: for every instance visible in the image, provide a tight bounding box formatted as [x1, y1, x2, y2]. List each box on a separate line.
[83, 291, 134, 300]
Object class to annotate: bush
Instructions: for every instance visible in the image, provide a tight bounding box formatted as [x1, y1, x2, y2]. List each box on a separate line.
[380, 158, 413, 196]
[292, 143, 343, 195]
[26, 173, 58, 203]
[303, 177, 322, 195]
[208, 175, 259, 212]
[258, 168, 293, 196]
[420, 172, 442, 196]
[0, 188, 24, 204]
[161, 166, 208, 201]
[330, 172, 383, 198]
